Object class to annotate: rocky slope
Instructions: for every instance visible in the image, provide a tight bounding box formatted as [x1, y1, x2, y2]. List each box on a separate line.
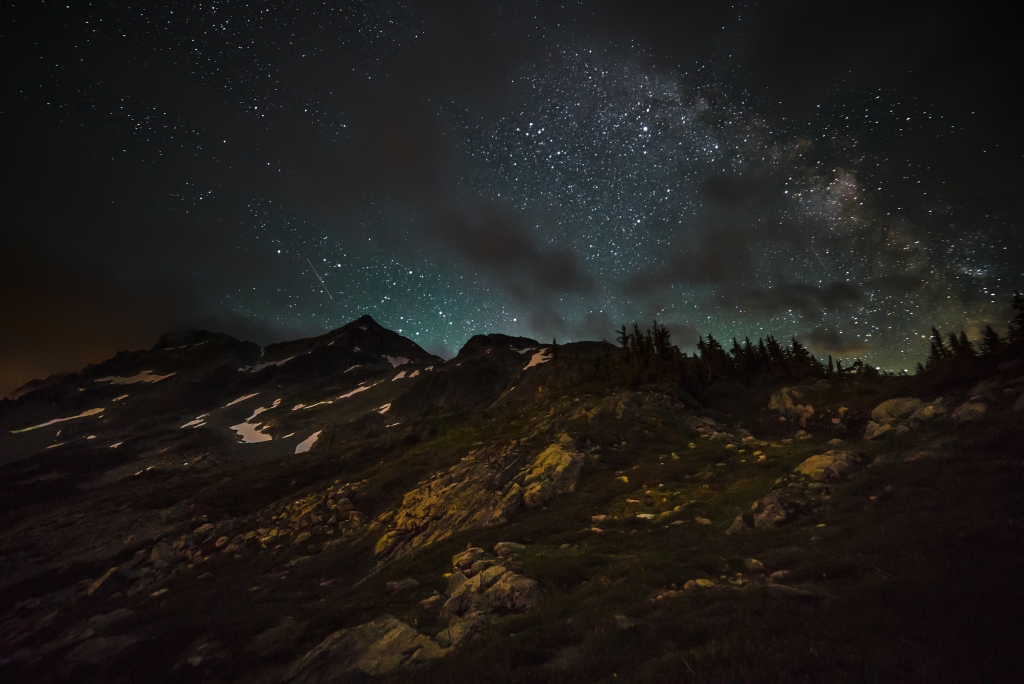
[0, 320, 1022, 683]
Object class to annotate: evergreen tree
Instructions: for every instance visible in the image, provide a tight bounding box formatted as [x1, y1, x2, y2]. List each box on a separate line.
[1009, 293, 1024, 348]
[927, 327, 948, 370]
[981, 325, 1002, 357]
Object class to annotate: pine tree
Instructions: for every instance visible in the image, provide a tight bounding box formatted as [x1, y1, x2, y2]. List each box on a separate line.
[981, 325, 1002, 357]
[954, 331, 975, 363]
[927, 327, 948, 370]
[1009, 293, 1024, 348]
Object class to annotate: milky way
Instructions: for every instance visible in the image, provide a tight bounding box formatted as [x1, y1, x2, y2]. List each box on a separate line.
[2, 1, 1020, 393]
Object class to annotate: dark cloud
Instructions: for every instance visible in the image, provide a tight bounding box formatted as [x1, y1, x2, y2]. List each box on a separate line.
[728, 282, 867, 319]
[435, 203, 594, 339]
[570, 312, 617, 342]
[623, 228, 756, 296]
[801, 326, 870, 357]
[665, 321, 700, 350]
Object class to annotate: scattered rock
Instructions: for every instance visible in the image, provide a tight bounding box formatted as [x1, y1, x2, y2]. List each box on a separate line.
[743, 558, 765, 572]
[694, 517, 711, 525]
[418, 594, 444, 613]
[725, 515, 747, 535]
[684, 578, 715, 589]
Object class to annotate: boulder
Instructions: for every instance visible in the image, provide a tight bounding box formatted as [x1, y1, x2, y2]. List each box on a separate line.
[952, 401, 987, 422]
[451, 548, 488, 574]
[446, 569, 467, 596]
[485, 572, 540, 611]
[283, 615, 446, 682]
[870, 397, 924, 423]
[752, 490, 788, 528]
[493, 541, 526, 559]
[725, 514, 747, 535]
[794, 451, 856, 482]
[768, 388, 815, 426]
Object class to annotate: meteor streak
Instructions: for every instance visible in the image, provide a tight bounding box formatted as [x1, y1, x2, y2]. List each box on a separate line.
[306, 258, 334, 301]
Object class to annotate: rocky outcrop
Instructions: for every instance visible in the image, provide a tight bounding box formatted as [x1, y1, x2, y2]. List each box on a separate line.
[374, 437, 583, 560]
[437, 545, 540, 646]
[793, 450, 857, 482]
[522, 435, 584, 508]
[768, 387, 815, 427]
[864, 397, 946, 440]
[743, 450, 862, 529]
[283, 616, 446, 682]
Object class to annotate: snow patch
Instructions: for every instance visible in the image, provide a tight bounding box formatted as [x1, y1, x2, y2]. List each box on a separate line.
[338, 381, 380, 399]
[408, 370, 420, 378]
[231, 421, 273, 443]
[95, 370, 175, 385]
[292, 400, 333, 411]
[512, 347, 535, 355]
[225, 393, 259, 407]
[245, 398, 281, 421]
[112, 394, 129, 402]
[11, 408, 105, 434]
[524, 348, 552, 369]
[110, 442, 123, 449]
[377, 403, 392, 414]
[392, 370, 407, 381]
[384, 355, 410, 368]
[181, 414, 209, 429]
[251, 357, 294, 373]
[295, 430, 322, 454]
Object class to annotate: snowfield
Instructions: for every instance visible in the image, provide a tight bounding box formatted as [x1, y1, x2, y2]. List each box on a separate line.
[94, 370, 175, 385]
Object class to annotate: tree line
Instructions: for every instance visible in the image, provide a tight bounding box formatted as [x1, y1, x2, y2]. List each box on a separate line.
[598, 293, 1024, 391]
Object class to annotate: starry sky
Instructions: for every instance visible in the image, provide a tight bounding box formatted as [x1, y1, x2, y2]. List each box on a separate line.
[2, 1, 1022, 395]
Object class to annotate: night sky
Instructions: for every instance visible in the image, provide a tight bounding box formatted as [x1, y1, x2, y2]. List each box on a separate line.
[2, 1, 1022, 396]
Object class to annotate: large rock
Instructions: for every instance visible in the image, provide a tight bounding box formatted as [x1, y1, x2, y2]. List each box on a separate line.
[752, 490, 789, 528]
[768, 387, 815, 426]
[871, 397, 924, 423]
[864, 396, 946, 439]
[794, 451, 856, 482]
[485, 572, 540, 611]
[952, 401, 987, 422]
[283, 616, 446, 682]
